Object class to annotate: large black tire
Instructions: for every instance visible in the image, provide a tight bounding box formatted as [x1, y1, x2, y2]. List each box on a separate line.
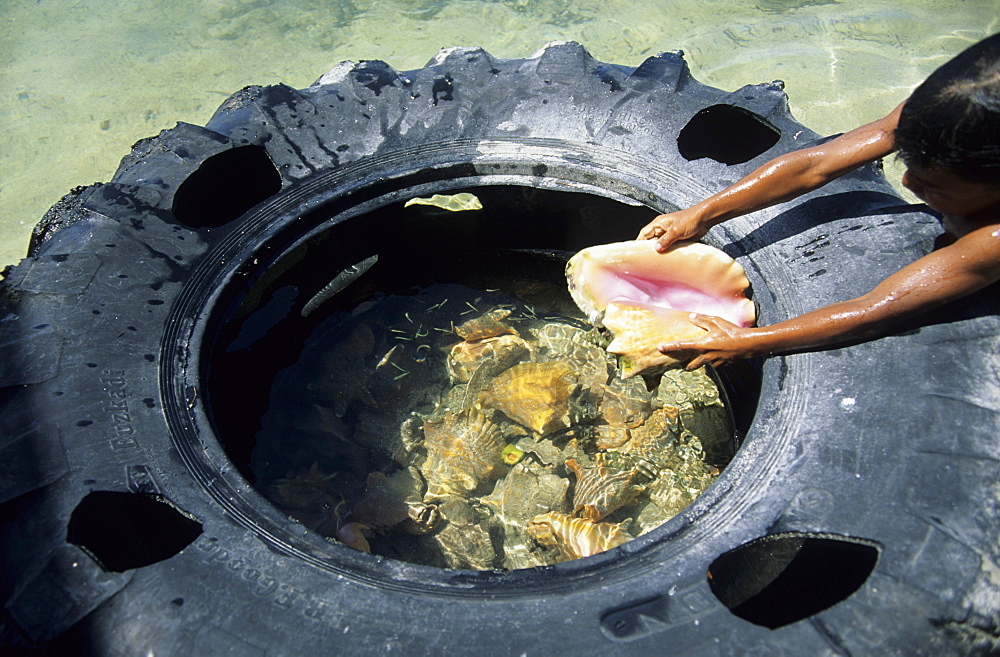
[1, 42, 997, 655]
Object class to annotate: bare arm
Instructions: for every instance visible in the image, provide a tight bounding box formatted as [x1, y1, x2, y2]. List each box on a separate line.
[660, 222, 1000, 369]
[639, 102, 905, 250]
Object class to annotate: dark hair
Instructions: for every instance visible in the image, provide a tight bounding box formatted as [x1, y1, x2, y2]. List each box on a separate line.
[895, 33, 1000, 183]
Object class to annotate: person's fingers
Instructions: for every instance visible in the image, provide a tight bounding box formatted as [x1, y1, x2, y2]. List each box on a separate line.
[654, 231, 681, 252]
[689, 313, 733, 333]
[685, 355, 707, 371]
[680, 313, 720, 335]
[657, 343, 701, 370]
[657, 341, 690, 353]
[638, 222, 665, 240]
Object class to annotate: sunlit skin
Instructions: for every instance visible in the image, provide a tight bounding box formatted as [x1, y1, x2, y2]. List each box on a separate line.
[636, 102, 1000, 369]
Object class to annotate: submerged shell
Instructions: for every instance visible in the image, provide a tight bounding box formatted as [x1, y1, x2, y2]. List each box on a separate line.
[567, 453, 643, 521]
[351, 467, 440, 535]
[527, 511, 632, 560]
[267, 463, 346, 537]
[446, 333, 530, 384]
[421, 407, 508, 499]
[616, 405, 683, 465]
[592, 424, 631, 450]
[644, 459, 719, 527]
[566, 240, 755, 376]
[477, 361, 578, 435]
[335, 522, 372, 552]
[531, 323, 610, 392]
[454, 309, 517, 341]
[481, 464, 571, 525]
[481, 466, 571, 569]
[598, 376, 653, 429]
[427, 495, 498, 570]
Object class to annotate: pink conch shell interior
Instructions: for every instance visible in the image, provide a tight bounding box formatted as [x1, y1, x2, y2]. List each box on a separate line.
[566, 240, 756, 377]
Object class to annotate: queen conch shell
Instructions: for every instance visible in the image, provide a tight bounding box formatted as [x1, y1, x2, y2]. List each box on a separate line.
[351, 468, 441, 535]
[453, 309, 517, 341]
[421, 407, 508, 499]
[267, 463, 346, 537]
[527, 511, 632, 560]
[447, 334, 530, 384]
[335, 522, 372, 553]
[476, 361, 577, 435]
[446, 309, 531, 383]
[566, 240, 755, 377]
[602, 301, 708, 377]
[566, 454, 643, 522]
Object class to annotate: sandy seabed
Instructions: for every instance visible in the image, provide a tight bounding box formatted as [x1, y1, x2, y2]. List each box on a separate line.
[1, 0, 996, 268]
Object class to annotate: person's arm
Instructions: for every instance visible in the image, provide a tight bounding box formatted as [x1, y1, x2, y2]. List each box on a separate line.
[659, 222, 1000, 369]
[638, 102, 905, 251]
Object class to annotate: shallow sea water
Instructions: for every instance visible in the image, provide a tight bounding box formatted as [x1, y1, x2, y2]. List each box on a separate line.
[0, 0, 996, 269]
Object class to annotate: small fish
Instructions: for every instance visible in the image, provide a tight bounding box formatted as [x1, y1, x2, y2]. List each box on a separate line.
[375, 345, 400, 370]
[301, 255, 378, 317]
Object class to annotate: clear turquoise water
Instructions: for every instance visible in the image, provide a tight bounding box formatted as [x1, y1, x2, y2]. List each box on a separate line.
[1, 0, 996, 268]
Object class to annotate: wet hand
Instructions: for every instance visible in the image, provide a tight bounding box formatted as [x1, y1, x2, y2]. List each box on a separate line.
[637, 210, 709, 252]
[657, 313, 759, 370]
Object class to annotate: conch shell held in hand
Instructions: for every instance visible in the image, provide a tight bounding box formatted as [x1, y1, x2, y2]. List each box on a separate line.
[602, 301, 707, 377]
[566, 240, 755, 377]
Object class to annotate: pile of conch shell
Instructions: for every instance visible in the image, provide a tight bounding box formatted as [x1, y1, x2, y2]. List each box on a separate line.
[566, 240, 756, 379]
[254, 280, 733, 570]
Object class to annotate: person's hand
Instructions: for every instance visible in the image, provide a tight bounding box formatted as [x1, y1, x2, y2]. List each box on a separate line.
[637, 209, 709, 252]
[657, 313, 761, 370]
